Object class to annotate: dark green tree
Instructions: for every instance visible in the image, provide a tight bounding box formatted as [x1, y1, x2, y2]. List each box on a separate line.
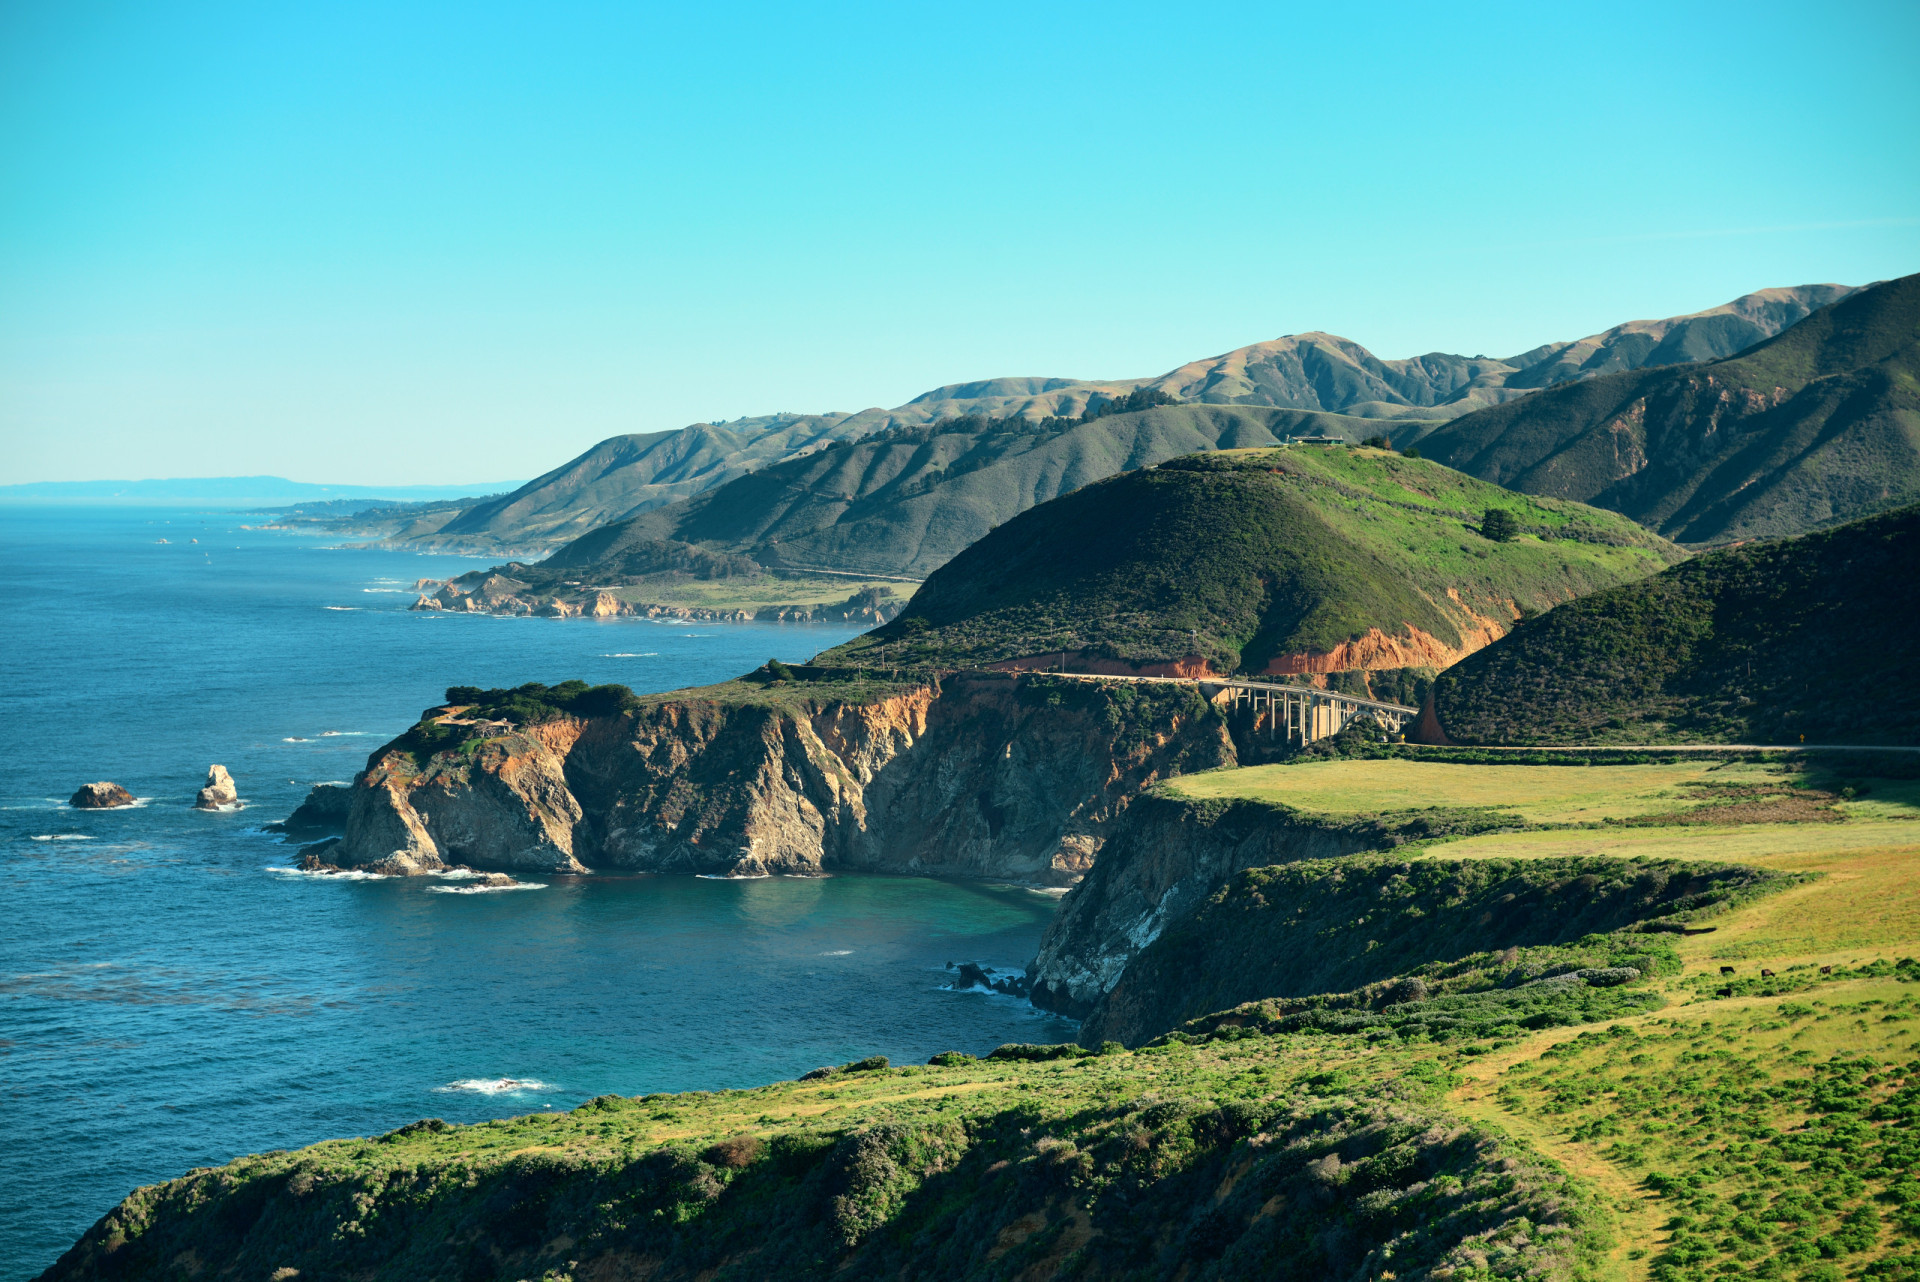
[1481, 508, 1520, 542]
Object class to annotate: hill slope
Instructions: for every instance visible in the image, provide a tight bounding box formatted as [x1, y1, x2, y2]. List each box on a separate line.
[1429, 501, 1920, 745]
[390, 284, 1851, 555]
[824, 446, 1677, 677]
[405, 412, 896, 553]
[568, 404, 1386, 580]
[1415, 273, 1920, 543]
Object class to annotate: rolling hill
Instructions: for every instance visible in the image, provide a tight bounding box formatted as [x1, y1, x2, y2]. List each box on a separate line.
[820, 445, 1678, 678]
[388, 283, 1851, 555]
[1427, 500, 1920, 746]
[1414, 273, 1920, 543]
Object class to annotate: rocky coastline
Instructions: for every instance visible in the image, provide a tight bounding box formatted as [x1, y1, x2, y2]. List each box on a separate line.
[408, 575, 905, 624]
[330, 671, 1240, 882]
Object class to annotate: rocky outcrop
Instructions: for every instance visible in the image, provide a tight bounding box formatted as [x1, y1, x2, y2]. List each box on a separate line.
[1025, 795, 1383, 1020]
[342, 722, 590, 874]
[335, 673, 1235, 881]
[269, 782, 354, 836]
[193, 765, 238, 811]
[69, 782, 135, 809]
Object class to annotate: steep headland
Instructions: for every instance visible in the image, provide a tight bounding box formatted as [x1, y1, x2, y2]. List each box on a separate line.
[1428, 500, 1920, 745]
[333, 672, 1242, 883]
[829, 445, 1678, 680]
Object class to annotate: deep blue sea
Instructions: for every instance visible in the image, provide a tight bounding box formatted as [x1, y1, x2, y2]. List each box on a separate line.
[0, 505, 1074, 1277]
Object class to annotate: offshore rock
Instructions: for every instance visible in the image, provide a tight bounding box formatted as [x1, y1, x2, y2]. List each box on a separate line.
[334, 672, 1234, 881]
[193, 765, 238, 811]
[69, 782, 136, 809]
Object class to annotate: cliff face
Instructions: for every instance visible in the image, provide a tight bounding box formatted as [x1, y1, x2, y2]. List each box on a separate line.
[1025, 796, 1381, 1020]
[335, 674, 1236, 883]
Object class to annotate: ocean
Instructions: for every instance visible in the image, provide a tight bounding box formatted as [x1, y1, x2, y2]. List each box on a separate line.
[0, 504, 1075, 1277]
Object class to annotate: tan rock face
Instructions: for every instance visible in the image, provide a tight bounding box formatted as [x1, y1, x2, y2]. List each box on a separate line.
[69, 782, 135, 809]
[335, 673, 1236, 881]
[193, 765, 238, 811]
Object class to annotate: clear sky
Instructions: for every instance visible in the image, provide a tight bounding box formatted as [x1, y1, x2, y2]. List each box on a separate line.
[2, 0, 1916, 486]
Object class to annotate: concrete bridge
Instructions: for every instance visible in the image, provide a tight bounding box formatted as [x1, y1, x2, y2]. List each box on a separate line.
[1048, 672, 1419, 745]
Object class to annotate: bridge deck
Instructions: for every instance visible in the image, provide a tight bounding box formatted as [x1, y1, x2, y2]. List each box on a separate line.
[1045, 671, 1419, 719]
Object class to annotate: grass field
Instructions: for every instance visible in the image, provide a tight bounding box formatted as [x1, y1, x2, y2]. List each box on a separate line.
[599, 572, 911, 616]
[1168, 759, 1791, 822]
[1158, 756, 1920, 1281]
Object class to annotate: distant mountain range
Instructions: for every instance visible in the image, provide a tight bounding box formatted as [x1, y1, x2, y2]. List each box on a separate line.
[0, 476, 520, 504]
[395, 282, 1856, 555]
[1412, 274, 1919, 543]
[585, 404, 1379, 579]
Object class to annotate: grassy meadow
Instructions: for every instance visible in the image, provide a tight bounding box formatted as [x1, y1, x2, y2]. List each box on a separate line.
[1153, 754, 1920, 1281]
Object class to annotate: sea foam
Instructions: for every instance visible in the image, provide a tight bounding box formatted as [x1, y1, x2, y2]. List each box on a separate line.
[429, 883, 543, 895]
[436, 1078, 555, 1095]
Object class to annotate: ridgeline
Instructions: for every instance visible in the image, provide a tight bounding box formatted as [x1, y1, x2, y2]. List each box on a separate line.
[1417, 272, 1920, 543]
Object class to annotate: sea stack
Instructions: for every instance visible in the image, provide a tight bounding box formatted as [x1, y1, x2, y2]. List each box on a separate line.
[69, 782, 135, 809]
[194, 764, 239, 810]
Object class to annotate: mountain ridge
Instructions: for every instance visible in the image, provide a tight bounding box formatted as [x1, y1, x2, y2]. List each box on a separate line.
[1414, 273, 1919, 543]
[393, 283, 1854, 554]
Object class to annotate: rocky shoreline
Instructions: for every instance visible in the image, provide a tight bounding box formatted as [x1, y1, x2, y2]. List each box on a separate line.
[409, 575, 905, 624]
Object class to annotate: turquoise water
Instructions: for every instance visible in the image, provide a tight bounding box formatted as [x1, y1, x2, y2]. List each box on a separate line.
[0, 506, 1074, 1277]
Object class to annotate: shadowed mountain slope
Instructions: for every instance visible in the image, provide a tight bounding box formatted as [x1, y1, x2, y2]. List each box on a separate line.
[1429, 501, 1920, 746]
[571, 404, 1383, 580]
[1414, 274, 1919, 543]
[823, 446, 1677, 676]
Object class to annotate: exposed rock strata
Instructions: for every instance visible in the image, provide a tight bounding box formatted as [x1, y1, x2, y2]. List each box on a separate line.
[1025, 795, 1383, 1020]
[193, 765, 238, 811]
[335, 673, 1235, 882]
[68, 782, 135, 809]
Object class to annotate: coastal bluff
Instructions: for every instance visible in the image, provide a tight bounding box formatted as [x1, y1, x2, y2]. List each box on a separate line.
[333, 672, 1238, 882]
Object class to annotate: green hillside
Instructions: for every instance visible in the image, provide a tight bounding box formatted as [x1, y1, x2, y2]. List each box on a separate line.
[1429, 502, 1920, 745]
[1414, 274, 1920, 543]
[821, 445, 1676, 676]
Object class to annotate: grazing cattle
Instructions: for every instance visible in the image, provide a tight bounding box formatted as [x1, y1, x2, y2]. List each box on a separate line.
[1716, 987, 1734, 997]
[1760, 969, 1776, 978]
[1720, 966, 1736, 975]
[1820, 966, 1833, 974]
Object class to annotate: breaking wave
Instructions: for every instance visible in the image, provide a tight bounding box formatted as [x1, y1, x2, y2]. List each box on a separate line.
[429, 883, 542, 895]
[436, 1078, 556, 1095]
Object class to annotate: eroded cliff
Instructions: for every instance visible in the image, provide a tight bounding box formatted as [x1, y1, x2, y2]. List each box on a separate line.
[336, 673, 1237, 883]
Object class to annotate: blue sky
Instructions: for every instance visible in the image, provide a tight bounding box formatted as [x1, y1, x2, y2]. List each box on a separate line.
[2, 0, 1916, 485]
